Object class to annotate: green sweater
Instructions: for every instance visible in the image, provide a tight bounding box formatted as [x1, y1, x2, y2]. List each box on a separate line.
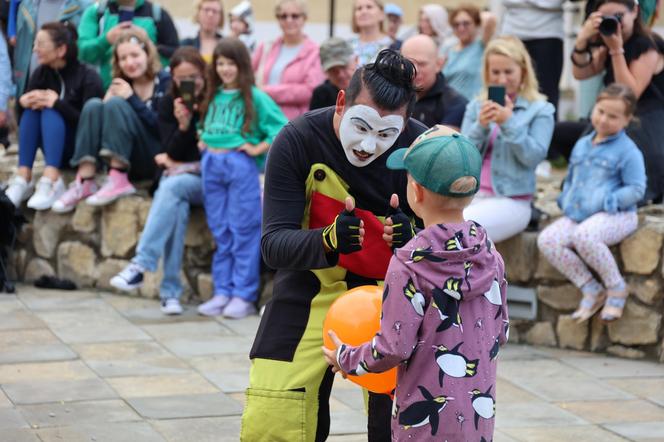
[77, 0, 179, 89]
[200, 87, 287, 159]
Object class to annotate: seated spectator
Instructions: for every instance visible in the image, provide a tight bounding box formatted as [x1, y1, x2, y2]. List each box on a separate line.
[572, 0, 664, 203]
[5, 22, 103, 210]
[401, 34, 467, 130]
[197, 38, 287, 319]
[181, 0, 224, 63]
[8, 0, 92, 99]
[348, 0, 393, 66]
[229, 0, 256, 53]
[77, 0, 179, 89]
[443, 4, 496, 101]
[52, 31, 170, 212]
[252, 0, 323, 120]
[501, 0, 565, 116]
[461, 36, 554, 242]
[309, 37, 356, 110]
[538, 84, 645, 323]
[0, 28, 10, 150]
[402, 4, 452, 54]
[384, 3, 403, 50]
[110, 47, 207, 315]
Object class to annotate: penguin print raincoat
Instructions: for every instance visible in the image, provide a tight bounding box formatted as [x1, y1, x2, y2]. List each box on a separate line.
[337, 221, 509, 441]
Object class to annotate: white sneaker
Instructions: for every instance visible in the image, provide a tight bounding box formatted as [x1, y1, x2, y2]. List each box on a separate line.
[161, 298, 183, 315]
[197, 295, 231, 316]
[4, 175, 34, 207]
[110, 262, 145, 291]
[27, 176, 65, 210]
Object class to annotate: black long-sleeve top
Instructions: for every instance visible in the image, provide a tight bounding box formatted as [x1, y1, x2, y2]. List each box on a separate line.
[24, 60, 103, 126]
[157, 94, 201, 163]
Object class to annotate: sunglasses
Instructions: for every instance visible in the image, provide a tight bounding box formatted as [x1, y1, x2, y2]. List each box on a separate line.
[453, 20, 473, 28]
[276, 13, 303, 20]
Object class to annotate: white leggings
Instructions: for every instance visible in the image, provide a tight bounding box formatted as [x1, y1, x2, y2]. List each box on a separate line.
[464, 195, 532, 243]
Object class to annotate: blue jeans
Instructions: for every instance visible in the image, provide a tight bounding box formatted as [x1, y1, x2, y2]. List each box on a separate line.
[201, 150, 261, 301]
[18, 108, 74, 168]
[133, 173, 203, 300]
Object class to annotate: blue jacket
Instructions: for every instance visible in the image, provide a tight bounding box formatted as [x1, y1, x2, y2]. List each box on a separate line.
[558, 130, 646, 222]
[461, 96, 555, 197]
[0, 30, 11, 112]
[9, 0, 92, 99]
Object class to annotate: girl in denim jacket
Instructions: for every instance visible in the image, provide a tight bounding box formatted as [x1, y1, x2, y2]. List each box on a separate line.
[538, 84, 645, 322]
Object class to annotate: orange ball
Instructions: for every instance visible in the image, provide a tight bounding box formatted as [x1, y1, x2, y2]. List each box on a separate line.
[323, 285, 397, 394]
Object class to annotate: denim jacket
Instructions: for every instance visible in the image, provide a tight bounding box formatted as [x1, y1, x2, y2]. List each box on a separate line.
[461, 96, 555, 197]
[10, 0, 92, 99]
[557, 130, 646, 222]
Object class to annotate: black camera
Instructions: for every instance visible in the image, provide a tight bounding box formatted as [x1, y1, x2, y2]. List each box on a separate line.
[599, 13, 623, 36]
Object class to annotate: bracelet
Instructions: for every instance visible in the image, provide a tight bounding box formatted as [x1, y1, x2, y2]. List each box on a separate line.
[573, 44, 588, 53]
[609, 48, 625, 56]
[570, 49, 592, 68]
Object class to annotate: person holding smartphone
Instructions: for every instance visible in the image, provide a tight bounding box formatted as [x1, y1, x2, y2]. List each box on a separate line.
[109, 47, 207, 315]
[461, 36, 554, 242]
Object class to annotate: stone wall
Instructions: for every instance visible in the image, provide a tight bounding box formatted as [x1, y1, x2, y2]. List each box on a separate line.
[497, 205, 664, 363]
[12, 196, 216, 303]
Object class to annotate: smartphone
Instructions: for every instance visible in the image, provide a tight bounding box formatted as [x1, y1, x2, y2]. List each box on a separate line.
[118, 6, 135, 23]
[487, 85, 506, 107]
[179, 80, 196, 112]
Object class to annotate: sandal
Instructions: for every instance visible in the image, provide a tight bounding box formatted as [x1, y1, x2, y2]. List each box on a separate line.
[601, 288, 628, 322]
[571, 290, 606, 323]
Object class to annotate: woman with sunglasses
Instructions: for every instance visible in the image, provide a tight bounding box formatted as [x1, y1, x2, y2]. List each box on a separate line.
[252, 0, 323, 120]
[442, 4, 496, 101]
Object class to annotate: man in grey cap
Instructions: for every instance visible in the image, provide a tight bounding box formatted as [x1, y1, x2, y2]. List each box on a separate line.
[309, 37, 357, 110]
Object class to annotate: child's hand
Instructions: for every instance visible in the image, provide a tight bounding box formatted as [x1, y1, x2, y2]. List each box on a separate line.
[321, 330, 347, 378]
[197, 140, 208, 152]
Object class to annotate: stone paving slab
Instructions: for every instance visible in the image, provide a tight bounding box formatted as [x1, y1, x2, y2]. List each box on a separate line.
[558, 399, 664, 424]
[3, 378, 117, 405]
[0, 361, 96, 383]
[149, 416, 241, 442]
[0, 429, 41, 442]
[0, 307, 46, 331]
[36, 422, 167, 442]
[0, 389, 13, 408]
[495, 402, 589, 428]
[35, 309, 152, 344]
[105, 373, 219, 398]
[158, 335, 255, 358]
[73, 341, 191, 377]
[18, 290, 108, 311]
[329, 409, 369, 435]
[561, 355, 664, 379]
[18, 400, 140, 428]
[126, 393, 243, 419]
[201, 371, 250, 393]
[0, 408, 31, 429]
[603, 421, 664, 441]
[511, 374, 636, 402]
[141, 321, 235, 340]
[0, 330, 77, 364]
[187, 353, 252, 373]
[499, 425, 627, 441]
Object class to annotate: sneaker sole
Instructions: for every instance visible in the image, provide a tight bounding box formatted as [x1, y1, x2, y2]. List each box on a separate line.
[51, 203, 77, 214]
[86, 188, 136, 206]
[161, 307, 183, 315]
[109, 276, 143, 292]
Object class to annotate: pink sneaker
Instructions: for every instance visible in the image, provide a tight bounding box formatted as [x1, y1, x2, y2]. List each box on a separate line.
[86, 169, 135, 206]
[52, 176, 99, 213]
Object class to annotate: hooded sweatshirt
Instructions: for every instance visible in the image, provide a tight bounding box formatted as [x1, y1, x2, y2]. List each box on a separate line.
[337, 220, 508, 441]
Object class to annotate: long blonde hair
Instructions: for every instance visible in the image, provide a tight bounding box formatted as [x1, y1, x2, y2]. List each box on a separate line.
[481, 36, 545, 102]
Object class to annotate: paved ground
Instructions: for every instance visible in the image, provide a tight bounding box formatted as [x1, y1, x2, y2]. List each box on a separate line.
[1, 287, 664, 441]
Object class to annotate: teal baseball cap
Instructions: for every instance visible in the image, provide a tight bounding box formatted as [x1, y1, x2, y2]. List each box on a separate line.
[386, 126, 482, 197]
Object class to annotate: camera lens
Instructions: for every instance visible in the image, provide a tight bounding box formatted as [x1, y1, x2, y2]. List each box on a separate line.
[599, 16, 619, 35]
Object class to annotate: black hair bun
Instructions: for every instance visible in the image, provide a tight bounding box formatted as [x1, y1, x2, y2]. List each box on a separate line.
[367, 49, 416, 89]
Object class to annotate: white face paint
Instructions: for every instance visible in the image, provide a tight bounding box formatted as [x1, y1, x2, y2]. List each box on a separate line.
[339, 104, 405, 167]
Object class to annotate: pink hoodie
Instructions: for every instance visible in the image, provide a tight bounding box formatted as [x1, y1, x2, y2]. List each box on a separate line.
[252, 36, 325, 120]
